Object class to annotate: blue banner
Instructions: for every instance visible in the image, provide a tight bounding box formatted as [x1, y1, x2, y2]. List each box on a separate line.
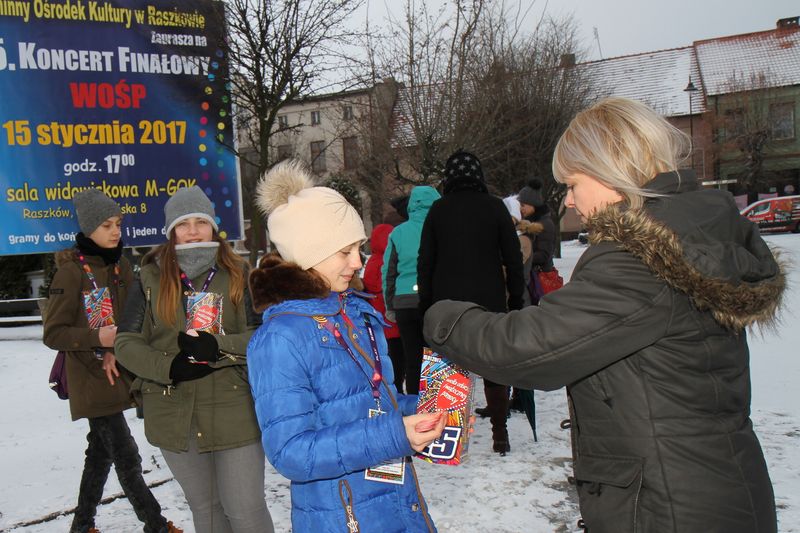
[0, 0, 242, 255]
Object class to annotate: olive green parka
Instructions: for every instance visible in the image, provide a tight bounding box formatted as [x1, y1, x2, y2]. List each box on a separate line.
[115, 261, 261, 453]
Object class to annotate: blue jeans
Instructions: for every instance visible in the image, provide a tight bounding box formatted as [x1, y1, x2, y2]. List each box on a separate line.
[161, 439, 273, 533]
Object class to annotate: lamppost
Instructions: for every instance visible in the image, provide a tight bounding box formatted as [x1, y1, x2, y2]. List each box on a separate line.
[684, 78, 699, 170]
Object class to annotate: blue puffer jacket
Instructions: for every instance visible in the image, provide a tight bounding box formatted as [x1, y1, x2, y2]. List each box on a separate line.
[247, 255, 437, 533]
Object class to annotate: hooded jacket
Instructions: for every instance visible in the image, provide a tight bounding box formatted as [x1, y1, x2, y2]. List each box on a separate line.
[423, 171, 781, 533]
[43, 250, 135, 420]
[363, 224, 401, 338]
[382, 186, 441, 311]
[247, 255, 436, 533]
[114, 261, 261, 453]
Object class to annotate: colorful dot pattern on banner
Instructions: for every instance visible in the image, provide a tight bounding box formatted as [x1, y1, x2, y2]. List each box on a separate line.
[195, 48, 236, 239]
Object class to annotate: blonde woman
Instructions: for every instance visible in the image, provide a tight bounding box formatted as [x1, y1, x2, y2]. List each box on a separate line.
[423, 97, 781, 533]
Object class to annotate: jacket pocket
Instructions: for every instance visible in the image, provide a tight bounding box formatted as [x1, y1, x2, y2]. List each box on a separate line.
[574, 454, 643, 533]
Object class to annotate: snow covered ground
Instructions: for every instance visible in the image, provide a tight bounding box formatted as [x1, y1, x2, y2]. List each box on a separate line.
[1, 235, 798, 533]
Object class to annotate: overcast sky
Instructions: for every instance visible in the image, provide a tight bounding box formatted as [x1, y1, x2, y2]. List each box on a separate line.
[361, 0, 799, 62]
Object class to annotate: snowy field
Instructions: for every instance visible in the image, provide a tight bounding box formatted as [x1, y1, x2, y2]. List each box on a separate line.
[1, 236, 798, 533]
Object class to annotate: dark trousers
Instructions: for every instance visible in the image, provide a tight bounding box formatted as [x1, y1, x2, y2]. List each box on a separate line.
[395, 307, 425, 394]
[71, 412, 166, 533]
[484, 380, 510, 447]
[386, 336, 406, 394]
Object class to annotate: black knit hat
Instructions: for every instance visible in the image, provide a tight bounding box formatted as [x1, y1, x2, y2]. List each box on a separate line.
[442, 150, 487, 194]
[518, 178, 545, 208]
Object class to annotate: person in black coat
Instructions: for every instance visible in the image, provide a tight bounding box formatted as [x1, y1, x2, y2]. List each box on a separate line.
[417, 150, 524, 455]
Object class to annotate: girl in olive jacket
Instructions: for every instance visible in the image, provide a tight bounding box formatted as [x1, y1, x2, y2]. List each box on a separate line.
[43, 188, 177, 533]
[115, 186, 273, 533]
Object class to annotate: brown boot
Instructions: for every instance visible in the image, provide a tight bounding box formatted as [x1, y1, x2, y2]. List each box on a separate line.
[165, 522, 183, 533]
[484, 383, 511, 455]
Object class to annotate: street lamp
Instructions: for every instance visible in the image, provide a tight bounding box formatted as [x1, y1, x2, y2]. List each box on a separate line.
[684, 78, 699, 170]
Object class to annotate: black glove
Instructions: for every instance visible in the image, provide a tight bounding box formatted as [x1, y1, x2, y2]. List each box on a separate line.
[177, 330, 220, 363]
[169, 351, 217, 383]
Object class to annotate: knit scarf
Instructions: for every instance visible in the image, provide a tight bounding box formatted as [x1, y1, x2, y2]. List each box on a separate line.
[175, 241, 220, 279]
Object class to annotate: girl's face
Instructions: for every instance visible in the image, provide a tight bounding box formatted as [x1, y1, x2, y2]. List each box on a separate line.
[563, 172, 624, 223]
[89, 216, 122, 249]
[312, 242, 363, 293]
[519, 203, 535, 218]
[174, 217, 214, 244]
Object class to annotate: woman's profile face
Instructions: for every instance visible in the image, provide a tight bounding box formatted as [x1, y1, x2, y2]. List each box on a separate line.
[312, 242, 363, 293]
[174, 217, 214, 244]
[564, 172, 623, 223]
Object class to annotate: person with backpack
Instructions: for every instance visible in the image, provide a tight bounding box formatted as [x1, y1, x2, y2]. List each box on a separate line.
[43, 188, 180, 533]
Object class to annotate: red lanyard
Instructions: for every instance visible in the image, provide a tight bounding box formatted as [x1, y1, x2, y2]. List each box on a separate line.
[77, 253, 119, 291]
[318, 311, 384, 410]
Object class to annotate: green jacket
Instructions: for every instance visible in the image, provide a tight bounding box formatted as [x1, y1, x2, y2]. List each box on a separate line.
[115, 262, 261, 453]
[43, 250, 135, 421]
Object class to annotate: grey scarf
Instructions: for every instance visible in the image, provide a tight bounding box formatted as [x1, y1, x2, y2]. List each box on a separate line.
[175, 241, 220, 280]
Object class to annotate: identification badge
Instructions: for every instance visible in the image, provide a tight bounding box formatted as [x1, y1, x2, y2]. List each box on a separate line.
[364, 408, 405, 485]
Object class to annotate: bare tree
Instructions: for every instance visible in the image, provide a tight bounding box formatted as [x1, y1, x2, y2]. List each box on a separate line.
[712, 71, 789, 203]
[360, 0, 593, 251]
[216, 0, 364, 263]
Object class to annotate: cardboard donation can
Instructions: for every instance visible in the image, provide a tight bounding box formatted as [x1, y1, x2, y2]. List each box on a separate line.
[415, 348, 475, 465]
[185, 291, 224, 334]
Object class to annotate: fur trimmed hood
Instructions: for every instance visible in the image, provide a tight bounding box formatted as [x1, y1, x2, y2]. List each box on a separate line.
[584, 203, 786, 331]
[517, 219, 544, 236]
[248, 253, 330, 313]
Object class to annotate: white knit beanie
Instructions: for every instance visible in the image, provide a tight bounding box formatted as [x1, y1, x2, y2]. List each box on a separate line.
[255, 160, 366, 270]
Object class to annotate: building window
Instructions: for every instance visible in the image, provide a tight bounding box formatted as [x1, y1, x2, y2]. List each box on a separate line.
[342, 105, 354, 121]
[310, 141, 326, 173]
[276, 144, 293, 161]
[770, 103, 795, 140]
[724, 108, 745, 140]
[311, 110, 321, 126]
[277, 115, 288, 128]
[342, 136, 359, 170]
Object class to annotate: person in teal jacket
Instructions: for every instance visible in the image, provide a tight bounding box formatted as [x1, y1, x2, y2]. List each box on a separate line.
[381, 186, 440, 394]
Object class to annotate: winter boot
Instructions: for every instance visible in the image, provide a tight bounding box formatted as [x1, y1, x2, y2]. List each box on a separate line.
[485, 384, 511, 455]
[474, 406, 490, 418]
[163, 521, 183, 533]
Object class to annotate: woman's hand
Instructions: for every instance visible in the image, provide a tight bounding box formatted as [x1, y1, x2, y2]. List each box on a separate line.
[102, 351, 120, 386]
[402, 412, 448, 452]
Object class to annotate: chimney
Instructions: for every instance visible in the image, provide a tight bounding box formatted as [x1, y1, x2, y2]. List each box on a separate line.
[560, 53, 576, 68]
[776, 16, 799, 29]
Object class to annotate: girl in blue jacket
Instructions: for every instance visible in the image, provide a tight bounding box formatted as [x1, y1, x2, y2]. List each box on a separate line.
[247, 160, 446, 533]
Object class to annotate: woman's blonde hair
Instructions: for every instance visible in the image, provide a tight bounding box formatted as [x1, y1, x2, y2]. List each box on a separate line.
[143, 231, 246, 328]
[553, 97, 691, 209]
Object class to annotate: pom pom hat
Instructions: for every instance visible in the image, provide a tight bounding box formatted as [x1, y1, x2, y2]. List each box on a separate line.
[517, 178, 545, 208]
[256, 160, 366, 270]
